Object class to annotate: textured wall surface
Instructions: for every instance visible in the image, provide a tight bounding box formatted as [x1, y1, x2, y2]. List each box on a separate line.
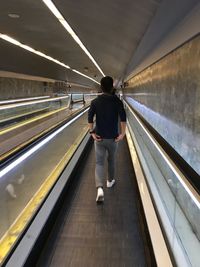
[0, 77, 53, 99]
[0, 77, 97, 99]
[124, 34, 200, 175]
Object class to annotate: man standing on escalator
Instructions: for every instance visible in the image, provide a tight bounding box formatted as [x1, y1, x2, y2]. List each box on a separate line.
[88, 76, 126, 203]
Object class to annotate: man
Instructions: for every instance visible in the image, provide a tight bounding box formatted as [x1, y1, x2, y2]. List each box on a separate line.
[88, 76, 126, 203]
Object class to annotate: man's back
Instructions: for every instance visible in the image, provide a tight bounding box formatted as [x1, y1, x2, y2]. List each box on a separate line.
[88, 94, 126, 139]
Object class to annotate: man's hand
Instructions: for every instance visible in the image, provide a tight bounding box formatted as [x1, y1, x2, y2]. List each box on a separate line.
[115, 133, 125, 142]
[91, 133, 102, 141]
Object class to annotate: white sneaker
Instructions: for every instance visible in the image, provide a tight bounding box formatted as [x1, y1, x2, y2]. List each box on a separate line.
[107, 179, 116, 188]
[96, 187, 104, 203]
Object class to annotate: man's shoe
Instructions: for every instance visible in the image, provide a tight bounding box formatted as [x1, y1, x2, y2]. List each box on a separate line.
[107, 179, 116, 188]
[96, 187, 104, 203]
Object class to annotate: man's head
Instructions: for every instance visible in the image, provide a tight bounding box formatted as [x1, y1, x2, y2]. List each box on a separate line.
[100, 76, 113, 93]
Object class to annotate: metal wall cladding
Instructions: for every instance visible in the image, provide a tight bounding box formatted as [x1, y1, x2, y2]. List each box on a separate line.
[124, 34, 200, 175]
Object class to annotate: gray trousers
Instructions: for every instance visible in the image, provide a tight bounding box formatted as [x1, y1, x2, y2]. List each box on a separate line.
[94, 139, 118, 188]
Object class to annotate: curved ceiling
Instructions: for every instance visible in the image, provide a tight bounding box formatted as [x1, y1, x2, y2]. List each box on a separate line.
[0, 0, 161, 87]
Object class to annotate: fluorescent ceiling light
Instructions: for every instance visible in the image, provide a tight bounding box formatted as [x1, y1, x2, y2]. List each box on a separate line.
[0, 33, 70, 68]
[42, 0, 105, 77]
[72, 69, 96, 80]
[0, 33, 99, 84]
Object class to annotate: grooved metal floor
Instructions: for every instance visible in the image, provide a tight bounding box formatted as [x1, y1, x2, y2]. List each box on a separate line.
[37, 140, 148, 267]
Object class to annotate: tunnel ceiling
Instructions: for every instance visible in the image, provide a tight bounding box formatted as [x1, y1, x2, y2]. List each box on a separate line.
[0, 0, 161, 87]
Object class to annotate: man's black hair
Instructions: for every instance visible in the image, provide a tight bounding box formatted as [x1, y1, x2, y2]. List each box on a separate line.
[100, 76, 113, 93]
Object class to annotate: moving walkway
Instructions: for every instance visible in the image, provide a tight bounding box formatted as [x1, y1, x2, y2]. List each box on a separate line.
[0, 99, 199, 267]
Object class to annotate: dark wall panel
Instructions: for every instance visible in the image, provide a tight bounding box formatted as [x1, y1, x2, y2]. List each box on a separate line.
[124, 34, 200, 175]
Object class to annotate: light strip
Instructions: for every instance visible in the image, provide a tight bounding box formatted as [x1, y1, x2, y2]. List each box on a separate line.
[42, 0, 105, 77]
[0, 33, 70, 68]
[126, 103, 200, 209]
[0, 96, 50, 105]
[0, 96, 69, 110]
[0, 108, 89, 178]
[72, 69, 97, 80]
[0, 34, 99, 84]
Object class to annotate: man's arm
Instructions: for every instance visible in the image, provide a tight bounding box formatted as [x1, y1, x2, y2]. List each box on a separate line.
[115, 99, 126, 142]
[88, 102, 102, 141]
[88, 122, 94, 132]
[88, 103, 95, 133]
[115, 121, 126, 142]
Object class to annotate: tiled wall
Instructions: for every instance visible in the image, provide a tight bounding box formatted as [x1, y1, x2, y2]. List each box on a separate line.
[0, 77, 53, 99]
[124, 34, 200, 175]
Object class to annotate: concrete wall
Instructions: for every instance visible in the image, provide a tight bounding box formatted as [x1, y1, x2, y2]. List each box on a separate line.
[124, 34, 200, 176]
[0, 76, 98, 100]
[0, 77, 53, 99]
